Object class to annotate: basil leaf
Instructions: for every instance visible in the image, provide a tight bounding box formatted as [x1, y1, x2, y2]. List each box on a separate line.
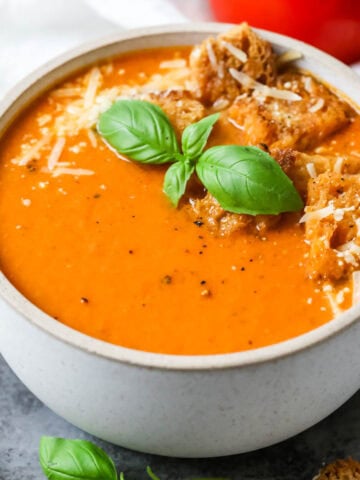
[181, 113, 220, 159]
[98, 99, 180, 164]
[196, 146, 303, 215]
[163, 160, 195, 206]
[39, 436, 117, 480]
[147, 466, 161, 480]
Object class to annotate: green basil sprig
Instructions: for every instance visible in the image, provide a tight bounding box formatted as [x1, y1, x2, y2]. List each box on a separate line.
[39, 436, 231, 480]
[97, 99, 181, 164]
[98, 100, 303, 214]
[181, 113, 220, 159]
[39, 436, 117, 480]
[196, 146, 303, 215]
[39, 436, 163, 480]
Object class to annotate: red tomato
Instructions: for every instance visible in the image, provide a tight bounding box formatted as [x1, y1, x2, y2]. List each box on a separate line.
[209, 0, 360, 64]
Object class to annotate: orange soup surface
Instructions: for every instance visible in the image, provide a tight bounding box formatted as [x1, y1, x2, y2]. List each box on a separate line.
[0, 46, 356, 354]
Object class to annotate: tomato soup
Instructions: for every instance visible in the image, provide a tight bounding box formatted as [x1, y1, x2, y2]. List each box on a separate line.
[0, 28, 358, 354]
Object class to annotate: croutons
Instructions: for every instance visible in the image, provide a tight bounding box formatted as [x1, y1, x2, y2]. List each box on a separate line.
[314, 458, 360, 480]
[225, 72, 353, 151]
[304, 172, 360, 280]
[146, 90, 205, 138]
[190, 23, 277, 105]
[185, 191, 281, 236]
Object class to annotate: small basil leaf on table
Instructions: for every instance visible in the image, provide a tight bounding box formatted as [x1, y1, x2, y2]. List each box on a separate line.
[146, 466, 161, 480]
[196, 145, 303, 215]
[163, 160, 195, 206]
[97, 99, 180, 164]
[39, 436, 118, 480]
[181, 113, 220, 159]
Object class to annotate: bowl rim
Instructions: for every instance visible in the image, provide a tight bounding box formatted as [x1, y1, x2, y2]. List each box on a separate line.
[1, 22, 360, 371]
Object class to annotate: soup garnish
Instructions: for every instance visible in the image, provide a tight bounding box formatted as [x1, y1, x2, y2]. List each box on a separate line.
[98, 100, 303, 213]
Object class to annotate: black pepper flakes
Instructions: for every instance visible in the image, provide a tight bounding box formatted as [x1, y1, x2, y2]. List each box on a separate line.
[128, 250, 134, 254]
[162, 275, 172, 284]
[80, 297, 89, 304]
[26, 162, 37, 172]
[194, 220, 204, 227]
[200, 280, 207, 285]
[241, 267, 246, 271]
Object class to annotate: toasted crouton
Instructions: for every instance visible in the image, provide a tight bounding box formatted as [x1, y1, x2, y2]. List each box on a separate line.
[226, 72, 353, 151]
[185, 191, 281, 237]
[270, 150, 360, 201]
[190, 23, 277, 105]
[304, 172, 360, 280]
[146, 90, 205, 138]
[314, 458, 360, 480]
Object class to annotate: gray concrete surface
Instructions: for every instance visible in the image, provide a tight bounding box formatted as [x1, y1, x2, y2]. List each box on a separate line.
[1, 354, 360, 480]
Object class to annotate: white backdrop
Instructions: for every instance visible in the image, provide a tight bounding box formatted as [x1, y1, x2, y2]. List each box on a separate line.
[0, 0, 358, 99]
[0, 0, 211, 98]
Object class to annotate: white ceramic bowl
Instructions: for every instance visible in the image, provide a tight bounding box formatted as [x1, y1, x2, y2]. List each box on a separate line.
[1, 24, 360, 458]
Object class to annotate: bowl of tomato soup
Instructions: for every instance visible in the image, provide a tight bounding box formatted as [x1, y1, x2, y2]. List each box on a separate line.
[1, 24, 360, 457]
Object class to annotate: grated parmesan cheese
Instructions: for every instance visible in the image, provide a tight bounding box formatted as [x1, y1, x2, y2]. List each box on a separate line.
[276, 49, 303, 67]
[37, 114, 52, 127]
[306, 163, 317, 178]
[15, 135, 52, 166]
[352, 271, 360, 305]
[333, 156, 344, 173]
[217, 61, 225, 79]
[337, 240, 360, 255]
[300, 204, 335, 223]
[229, 68, 302, 101]
[21, 198, 31, 207]
[309, 98, 325, 113]
[300, 201, 355, 223]
[302, 76, 313, 93]
[83, 67, 102, 109]
[52, 87, 83, 98]
[222, 41, 247, 63]
[52, 167, 94, 177]
[47, 137, 66, 171]
[159, 59, 187, 69]
[212, 97, 230, 111]
[227, 117, 244, 130]
[87, 129, 98, 148]
[324, 290, 342, 317]
[336, 241, 360, 267]
[206, 40, 218, 70]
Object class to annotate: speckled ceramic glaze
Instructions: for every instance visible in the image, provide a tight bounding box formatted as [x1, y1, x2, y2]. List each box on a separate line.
[1, 24, 360, 458]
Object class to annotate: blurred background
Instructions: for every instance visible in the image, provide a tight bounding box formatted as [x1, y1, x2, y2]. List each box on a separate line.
[0, 0, 359, 98]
